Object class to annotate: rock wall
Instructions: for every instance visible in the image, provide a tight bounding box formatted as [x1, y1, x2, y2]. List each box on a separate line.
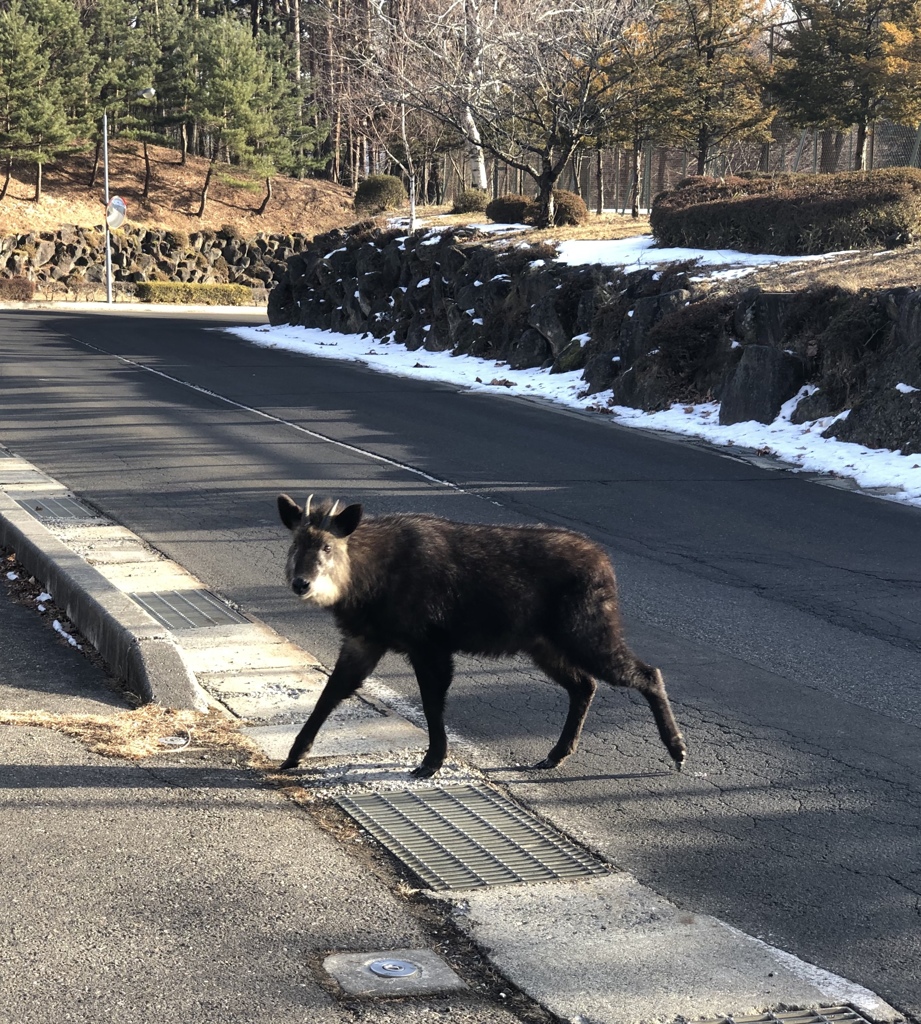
[1, 223, 306, 300]
[269, 223, 921, 456]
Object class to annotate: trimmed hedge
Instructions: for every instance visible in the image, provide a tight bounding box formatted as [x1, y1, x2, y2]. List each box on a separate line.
[485, 193, 533, 224]
[486, 189, 590, 226]
[536, 189, 589, 226]
[135, 282, 255, 305]
[650, 168, 921, 255]
[354, 174, 407, 214]
[0, 276, 35, 301]
[452, 187, 490, 214]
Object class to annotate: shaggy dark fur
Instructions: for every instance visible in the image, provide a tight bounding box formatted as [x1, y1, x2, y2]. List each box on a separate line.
[277, 495, 686, 778]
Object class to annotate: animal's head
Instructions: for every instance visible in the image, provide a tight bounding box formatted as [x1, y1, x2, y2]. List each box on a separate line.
[277, 494, 363, 607]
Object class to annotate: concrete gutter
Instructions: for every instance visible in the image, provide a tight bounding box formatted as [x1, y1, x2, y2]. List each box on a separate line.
[0, 488, 206, 709]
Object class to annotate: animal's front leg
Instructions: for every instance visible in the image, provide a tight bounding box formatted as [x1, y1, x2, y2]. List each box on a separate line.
[279, 637, 384, 771]
[407, 647, 454, 778]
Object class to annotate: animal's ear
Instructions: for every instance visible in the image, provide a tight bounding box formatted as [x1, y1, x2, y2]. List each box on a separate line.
[330, 503, 363, 538]
[277, 494, 304, 531]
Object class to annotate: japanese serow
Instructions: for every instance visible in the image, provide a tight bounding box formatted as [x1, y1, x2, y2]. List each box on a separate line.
[277, 494, 686, 778]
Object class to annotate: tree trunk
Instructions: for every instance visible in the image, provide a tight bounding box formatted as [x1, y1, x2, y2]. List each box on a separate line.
[630, 145, 641, 218]
[696, 120, 710, 176]
[90, 139, 101, 187]
[0, 154, 11, 201]
[595, 147, 604, 215]
[407, 173, 418, 231]
[197, 157, 215, 217]
[534, 161, 556, 228]
[462, 104, 488, 190]
[854, 122, 869, 171]
[143, 141, 152, 198]
[820, 130, 844, 173]
[257, 175, 273, 215]
[656, 148, 667, 194]
[34, 160, 42, 202]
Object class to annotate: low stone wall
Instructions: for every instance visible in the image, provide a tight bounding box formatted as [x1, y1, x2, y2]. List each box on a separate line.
[1, 223, 307, 301]
[269, 223, 921, 457]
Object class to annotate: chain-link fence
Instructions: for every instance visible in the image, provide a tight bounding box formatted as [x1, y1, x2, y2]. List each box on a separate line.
[437, 118, 921, 214]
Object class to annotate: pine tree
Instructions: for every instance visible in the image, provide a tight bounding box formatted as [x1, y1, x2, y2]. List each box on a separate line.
[0, 0, 72, 201]
[773, 0, 921, 170]
[185, 15, 278, 215]
[662, 0, 775, 175]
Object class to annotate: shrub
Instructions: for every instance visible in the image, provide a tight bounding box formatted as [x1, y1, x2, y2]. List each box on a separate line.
[134, 282, 254, 305]
[164, 229, 190, 250]
[452, 188, 490, 214]
[354, 175, 407, 214]
[650, 168, 921, 255]
[0, 276, 35, 301]
[535, 189, 589, 226]
[485, 193, 533, 224]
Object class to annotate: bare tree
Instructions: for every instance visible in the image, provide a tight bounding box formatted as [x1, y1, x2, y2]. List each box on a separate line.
[393, 0, 636, 226]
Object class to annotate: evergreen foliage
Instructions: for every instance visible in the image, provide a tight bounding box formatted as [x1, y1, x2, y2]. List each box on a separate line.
[354, 174, 407, 213]
[0, 0, 73, 199]
[2, 0, 921, 203]
[451, 187, 489, 213]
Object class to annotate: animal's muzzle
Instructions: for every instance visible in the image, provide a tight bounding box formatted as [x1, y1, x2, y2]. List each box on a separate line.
[291, 576, 311, 597]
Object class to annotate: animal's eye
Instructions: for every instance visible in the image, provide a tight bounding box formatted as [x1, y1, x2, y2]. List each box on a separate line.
[322, 543, 331, 554]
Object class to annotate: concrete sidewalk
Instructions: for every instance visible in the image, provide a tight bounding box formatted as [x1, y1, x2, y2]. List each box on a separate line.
[0, 571, 533, 1024]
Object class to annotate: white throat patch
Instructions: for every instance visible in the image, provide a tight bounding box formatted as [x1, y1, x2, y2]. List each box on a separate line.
[302, 572, 342, 607]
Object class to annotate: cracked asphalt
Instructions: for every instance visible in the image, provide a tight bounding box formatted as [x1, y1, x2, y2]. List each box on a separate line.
[1, 308, 919, 1021]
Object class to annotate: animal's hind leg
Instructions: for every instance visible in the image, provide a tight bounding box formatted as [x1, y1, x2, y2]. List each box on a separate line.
[596, 653, 687, 769]
[407, 647, 454, 779]
[279, 636, 384, 771]
[633, 664, 686, 768]
[530, 643, 597, 769]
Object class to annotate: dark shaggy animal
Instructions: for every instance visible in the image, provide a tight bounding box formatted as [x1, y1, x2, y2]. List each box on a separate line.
[277, 495, 686, 777]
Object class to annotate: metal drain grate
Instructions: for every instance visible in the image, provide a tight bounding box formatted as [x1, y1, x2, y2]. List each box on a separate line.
[131, 589, 249, 630]
[17, 496, 102, 521]
[699, 1007, 874, 1024]
[337, 785, 608, 891]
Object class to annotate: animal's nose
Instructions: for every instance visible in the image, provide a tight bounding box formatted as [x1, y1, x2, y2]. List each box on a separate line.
[291, 576, 310, 596]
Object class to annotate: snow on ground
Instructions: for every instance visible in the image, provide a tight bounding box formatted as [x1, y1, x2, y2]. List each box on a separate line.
[226, 234, 921, 510]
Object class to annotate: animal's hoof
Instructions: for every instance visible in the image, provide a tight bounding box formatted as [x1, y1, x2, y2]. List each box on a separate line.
[410, 763, 439, 779]
[278, 758, 300, 772]
[531, 757, 560, 770]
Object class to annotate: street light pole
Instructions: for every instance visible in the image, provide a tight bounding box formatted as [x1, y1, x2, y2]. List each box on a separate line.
[101, 88, 154, 305]
[102, 108, 113, 304]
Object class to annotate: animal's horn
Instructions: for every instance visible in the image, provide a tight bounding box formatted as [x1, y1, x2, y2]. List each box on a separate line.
[305, 494, 313, 519]
[329, 500, 340, 518]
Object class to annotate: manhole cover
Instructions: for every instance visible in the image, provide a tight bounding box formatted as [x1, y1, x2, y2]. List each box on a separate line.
[337, 785, 607, 891]
[323, 948, 465, 996]
[368, 958, 418, 977]
[131, 589, 249, 630]
[699, 1007, 875, 1024]
[16, 496, 103, 521]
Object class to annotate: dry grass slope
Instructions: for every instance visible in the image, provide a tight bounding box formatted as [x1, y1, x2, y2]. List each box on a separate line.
[0, 141, 355, 239]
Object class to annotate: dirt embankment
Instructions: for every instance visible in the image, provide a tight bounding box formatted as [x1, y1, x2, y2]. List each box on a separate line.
[0, 141, 354, 239]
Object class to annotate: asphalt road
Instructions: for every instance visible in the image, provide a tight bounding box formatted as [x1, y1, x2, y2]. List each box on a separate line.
[1, 309, 919, 1021]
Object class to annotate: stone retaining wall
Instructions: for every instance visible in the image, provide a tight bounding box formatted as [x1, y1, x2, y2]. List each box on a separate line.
[269, 223, 921, 456]
[1, 223, 306, 301]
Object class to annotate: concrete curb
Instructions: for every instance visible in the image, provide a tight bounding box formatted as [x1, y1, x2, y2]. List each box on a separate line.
[0, 491, 208, 710]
